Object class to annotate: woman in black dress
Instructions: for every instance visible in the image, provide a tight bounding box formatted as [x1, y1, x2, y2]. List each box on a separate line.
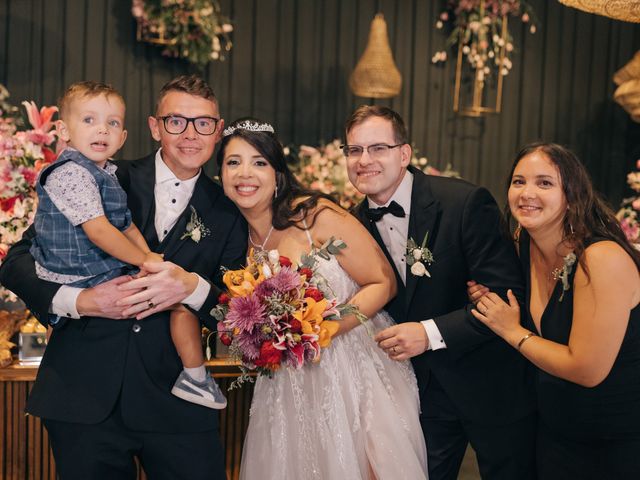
[469, 142, 640, 479]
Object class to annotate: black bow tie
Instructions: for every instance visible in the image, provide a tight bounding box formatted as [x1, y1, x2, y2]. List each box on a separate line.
[366, 200, 406, 222]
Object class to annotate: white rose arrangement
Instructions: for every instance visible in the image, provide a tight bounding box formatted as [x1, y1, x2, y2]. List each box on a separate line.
[405, 232, 434, 278]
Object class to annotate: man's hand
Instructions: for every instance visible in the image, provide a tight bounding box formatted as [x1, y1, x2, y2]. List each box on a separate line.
[467, 280, 489, 305]
[76, 275, 142, 319]
[117, 261, 199, 319]
[374, 322, 430, 361]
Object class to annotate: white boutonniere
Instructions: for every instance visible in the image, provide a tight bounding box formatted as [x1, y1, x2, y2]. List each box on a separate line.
[552, 252, 577, 302]
[180, 206, 211, 243]
[405, 232, 434, 277]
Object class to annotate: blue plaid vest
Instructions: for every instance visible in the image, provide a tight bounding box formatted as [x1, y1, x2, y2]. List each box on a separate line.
[30, 150, 132, 286]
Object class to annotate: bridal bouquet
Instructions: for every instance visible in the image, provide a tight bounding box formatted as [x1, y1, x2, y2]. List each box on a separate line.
[211, 239, 365, 388]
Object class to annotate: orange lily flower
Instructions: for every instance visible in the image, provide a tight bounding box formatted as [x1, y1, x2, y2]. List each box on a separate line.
[317, 320, 339, 348]
[293, 297, 328, 328]
[293, 297, 339, 347]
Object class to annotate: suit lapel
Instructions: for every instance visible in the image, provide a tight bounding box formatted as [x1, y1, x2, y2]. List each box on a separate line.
[405, 169, 440, 310]
[160, 173, 218, 259]
[120, 155, 158, 248]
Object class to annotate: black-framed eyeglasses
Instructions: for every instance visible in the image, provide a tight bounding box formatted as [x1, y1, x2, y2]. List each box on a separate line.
[341, 143, 404, 159]
[158, 115, 220, 135]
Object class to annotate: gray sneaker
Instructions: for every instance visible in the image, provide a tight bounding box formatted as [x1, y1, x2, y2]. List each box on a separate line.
[171, 370, 227, 409]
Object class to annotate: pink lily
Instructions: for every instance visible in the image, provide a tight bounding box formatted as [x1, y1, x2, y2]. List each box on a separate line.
[21, 101, 57, 133]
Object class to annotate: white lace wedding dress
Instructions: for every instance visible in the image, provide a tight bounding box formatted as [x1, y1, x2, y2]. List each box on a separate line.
[239, 236, 428, 480]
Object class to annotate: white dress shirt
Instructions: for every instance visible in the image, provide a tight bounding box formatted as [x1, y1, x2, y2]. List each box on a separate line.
[369, 171, 447, 351]
[52, 149, 210, 318]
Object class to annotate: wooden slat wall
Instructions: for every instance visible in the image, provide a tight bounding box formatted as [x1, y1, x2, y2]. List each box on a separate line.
[0, 0, 639, 203]
[0, 373, 253, 480]
[1, 381, 56, 480]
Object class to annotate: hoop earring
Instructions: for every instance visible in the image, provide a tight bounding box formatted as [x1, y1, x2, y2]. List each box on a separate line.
[514, 222, 522, 240]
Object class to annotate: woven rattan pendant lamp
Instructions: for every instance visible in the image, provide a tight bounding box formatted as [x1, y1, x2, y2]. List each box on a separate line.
[349, 14, 402, 98]
[558, 0, 640, 23]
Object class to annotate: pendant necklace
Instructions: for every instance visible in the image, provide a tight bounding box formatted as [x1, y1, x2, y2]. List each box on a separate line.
[248, 225, 274, 251]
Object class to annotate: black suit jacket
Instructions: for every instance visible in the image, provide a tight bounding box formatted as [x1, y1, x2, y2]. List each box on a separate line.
[0, 154, 247, 432]
[355, 166, 534, 425]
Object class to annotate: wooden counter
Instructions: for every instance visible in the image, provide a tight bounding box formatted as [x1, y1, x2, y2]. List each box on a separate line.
[0, 359, 254, 480]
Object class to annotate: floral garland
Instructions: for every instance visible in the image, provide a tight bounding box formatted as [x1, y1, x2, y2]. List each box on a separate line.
[290, 140, 459, 210]
[0, 86, 58, 302]
[131, 0, 233, 69]
[617, 158, 640, 243]
[432, 0, 537, 81]
[292, 140, 363, 210]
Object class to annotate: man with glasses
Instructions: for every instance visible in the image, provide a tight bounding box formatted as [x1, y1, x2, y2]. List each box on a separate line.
[344, 105, 536, 480]
[0, 75, 246, 479]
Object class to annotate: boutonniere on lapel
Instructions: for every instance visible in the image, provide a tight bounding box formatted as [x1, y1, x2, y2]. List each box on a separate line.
[180, 206, 211, 243]
[405, 232, 434, 277]
[552, 252, 577, 302]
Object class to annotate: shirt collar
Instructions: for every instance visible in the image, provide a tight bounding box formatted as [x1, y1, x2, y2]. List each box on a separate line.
[104, 161, 118, 175]
[154, 148, 201, 188]
[367, 169, 414, 215]
[63, 146, 118, 175]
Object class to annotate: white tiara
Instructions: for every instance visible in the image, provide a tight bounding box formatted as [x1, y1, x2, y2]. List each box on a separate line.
[223, 120, 275, 137]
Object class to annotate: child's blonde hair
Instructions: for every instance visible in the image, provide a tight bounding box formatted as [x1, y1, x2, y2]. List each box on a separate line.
[58, 81, 125, 119]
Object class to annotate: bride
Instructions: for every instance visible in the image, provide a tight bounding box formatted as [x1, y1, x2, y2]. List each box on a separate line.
[217, 118, 428, 480]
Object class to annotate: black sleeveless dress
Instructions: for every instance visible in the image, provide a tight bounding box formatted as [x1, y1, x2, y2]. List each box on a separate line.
[520, 232, 640, 479]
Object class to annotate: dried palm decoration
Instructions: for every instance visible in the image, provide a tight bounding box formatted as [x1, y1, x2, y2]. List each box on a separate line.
[614, 80, 640, 121]
[614, 51, 640, 122]
[614, 51, 640, 85]
[558, 0, 640, 23]
[350, 14, 402, 98]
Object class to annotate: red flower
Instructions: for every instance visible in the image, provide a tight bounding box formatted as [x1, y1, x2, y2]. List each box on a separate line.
[20, 167, 37, 186]
[299, 267, 313, 279]
[254, 341, 283, 369]
[0, 196, 19, 213]
[42, 147, 57, 165]
[289, 318, 302, 333]
[218, 292, 231, 305]
[289, 342, 304, 366]
[219, 332, 232, 346]
[279, 256, 292, 268]
[304, 287, 324, 302]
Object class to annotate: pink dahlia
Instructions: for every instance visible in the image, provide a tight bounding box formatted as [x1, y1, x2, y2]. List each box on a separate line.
[255, 267, 301, 297]
[236, 333, 262, 360]
[225, 294, 266, 333]
[270, 266, 302, 292]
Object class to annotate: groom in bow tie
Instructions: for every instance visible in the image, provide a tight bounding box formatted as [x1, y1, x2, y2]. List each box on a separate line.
[346, 106, 536, 480]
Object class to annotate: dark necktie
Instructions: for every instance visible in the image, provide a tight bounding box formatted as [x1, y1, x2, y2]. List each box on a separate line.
[366, 200, 406, 222]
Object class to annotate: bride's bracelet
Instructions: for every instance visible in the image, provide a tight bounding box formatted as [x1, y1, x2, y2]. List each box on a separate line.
[516, 331, 538, 351]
